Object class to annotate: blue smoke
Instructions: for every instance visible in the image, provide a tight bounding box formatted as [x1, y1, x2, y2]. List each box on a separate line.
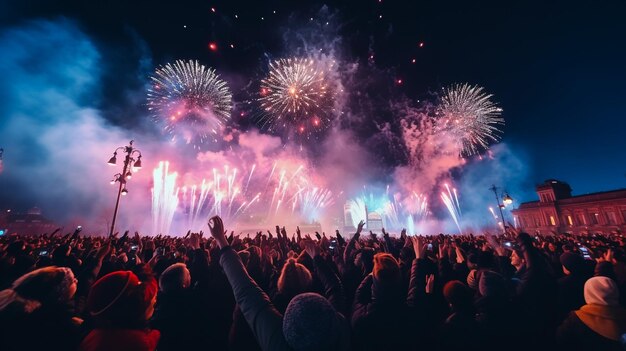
[0, 19, 134, 230]
[458, 143, 536, 232]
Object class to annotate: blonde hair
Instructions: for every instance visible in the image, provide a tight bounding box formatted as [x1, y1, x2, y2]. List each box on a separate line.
[277, 258, 312, 296]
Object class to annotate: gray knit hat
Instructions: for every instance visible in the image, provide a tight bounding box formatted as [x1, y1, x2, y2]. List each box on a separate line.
[283, 292, 341, 351]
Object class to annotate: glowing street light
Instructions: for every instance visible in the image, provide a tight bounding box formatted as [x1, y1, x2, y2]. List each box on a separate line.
[490, 185, 513, 232]
[107, 140, 142, 237]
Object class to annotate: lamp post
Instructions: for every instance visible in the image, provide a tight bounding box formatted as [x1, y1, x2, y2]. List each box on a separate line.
[107, 140, 142, 237]
[489, 184, 513, 232]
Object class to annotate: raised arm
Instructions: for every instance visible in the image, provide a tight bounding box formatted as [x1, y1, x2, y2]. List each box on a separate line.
[208, 216, 289, 351]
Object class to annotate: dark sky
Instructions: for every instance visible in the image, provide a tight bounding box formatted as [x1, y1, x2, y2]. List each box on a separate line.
[2, 0, 625, 201]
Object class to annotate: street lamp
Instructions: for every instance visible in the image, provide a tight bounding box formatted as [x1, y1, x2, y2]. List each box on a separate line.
[503, 193, 513, 206]
[107, 140, 142, 237]
[489, 185, 513, 232]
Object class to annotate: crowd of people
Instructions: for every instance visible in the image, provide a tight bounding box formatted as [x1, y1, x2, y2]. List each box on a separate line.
[0, 218, 625, 350]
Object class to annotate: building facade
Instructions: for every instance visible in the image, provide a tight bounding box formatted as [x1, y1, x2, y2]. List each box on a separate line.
[512, 180, 626, 235]
[0, 207, 58, 236]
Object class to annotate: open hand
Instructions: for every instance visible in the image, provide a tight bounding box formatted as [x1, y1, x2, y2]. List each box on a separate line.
[356, 220, 365, 236]
[208, 216, 228, 249]
[411, 236, 424, 259]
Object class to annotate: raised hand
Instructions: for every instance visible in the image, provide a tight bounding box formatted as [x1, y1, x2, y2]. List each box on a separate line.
[189, 233, 201, 250]
[356, 220, 365, 236]
[410, 236, 424, 259]
[208, 216, 228, 249]
[425, 274, 435, 294]
[303, 239, 319, 258]
[454, 246, 465, 264]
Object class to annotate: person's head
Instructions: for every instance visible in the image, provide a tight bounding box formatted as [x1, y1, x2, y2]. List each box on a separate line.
[175, 247, 187, 261]
[7, 240, 25, 254]
[594, 261, 617, 281]
[277, 258, 312, 296]
[443, 280, 473, 311]
[359, 248, 375, 273]
[159, 263, 191, 293]
[478, 270, 508, 299]
[372, 253, 400, 286]
[87, 271, 158, 328]
[510, 249, 525, 269]
[584, 276, 619, 306]
[0, 266, 77, 312]
[283, 292, 345, 351]
[560, 252, 585, 275]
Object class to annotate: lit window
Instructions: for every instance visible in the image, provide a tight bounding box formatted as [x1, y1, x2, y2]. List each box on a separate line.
[567, 215, 573, 226]
[549, 215, 556, 226]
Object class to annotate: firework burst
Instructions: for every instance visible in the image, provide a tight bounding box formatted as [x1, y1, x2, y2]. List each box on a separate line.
[147, 59, 232, 149]
[258, 58, 335, 137]
[438, 83, 504, 156]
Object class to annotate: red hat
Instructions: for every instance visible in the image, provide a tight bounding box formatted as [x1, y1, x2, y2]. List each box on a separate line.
[87, 271, 157, 321]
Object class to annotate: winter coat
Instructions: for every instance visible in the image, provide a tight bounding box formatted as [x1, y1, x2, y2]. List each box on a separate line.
[79, 328, 160, 351]
[219, 246, 351, 351]
[556, 304, 626, 351]
[0, 301, 83, 351]
[151, 289, 214, 351]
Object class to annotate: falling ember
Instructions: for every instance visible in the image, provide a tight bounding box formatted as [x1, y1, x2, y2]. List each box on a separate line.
[208, 42, 217, 51]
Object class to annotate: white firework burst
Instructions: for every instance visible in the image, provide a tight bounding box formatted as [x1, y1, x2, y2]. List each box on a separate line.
[147, 59, 232, 149]
[438, 83, 504, 156]
[258, 58, 334, 137]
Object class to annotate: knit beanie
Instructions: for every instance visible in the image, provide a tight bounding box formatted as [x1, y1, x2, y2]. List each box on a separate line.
[372, 253, 400, 285]
[278, 258, 312, 296]
[594, 261, 617, 281]
[584, 276, 619, 306]
[443, 280, 473, 308]
[159, 263, 191, 293]
[87, 271, 157, 324]
[478, 270, 507, 298]
[0, 266, 75, 312]
[560, 252, 584, 273]
[283, 292, 341, 351]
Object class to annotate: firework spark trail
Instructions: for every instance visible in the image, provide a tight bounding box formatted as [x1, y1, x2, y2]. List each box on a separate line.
[152, 160, 333, 231]
[147, 59, 232, 149]
[441, 191, 462, 235]
[244, 164, 256, 195]
[438, 83, 504, 156]
[488, 207, 504, 229]
[453, 188, 461, 216]
[258, 58, 335, 137]
[292, 186, 334, 223]
[152, 161, 179, 235]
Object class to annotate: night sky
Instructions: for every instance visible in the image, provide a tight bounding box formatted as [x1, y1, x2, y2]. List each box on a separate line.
[2, 0, 626, 205]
